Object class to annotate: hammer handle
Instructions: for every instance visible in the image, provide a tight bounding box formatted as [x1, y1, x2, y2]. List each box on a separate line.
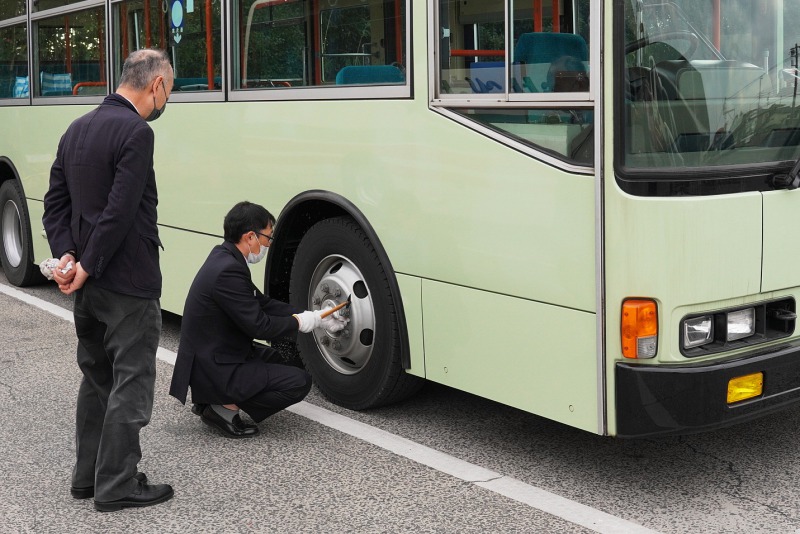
[320, 299, 349, 319]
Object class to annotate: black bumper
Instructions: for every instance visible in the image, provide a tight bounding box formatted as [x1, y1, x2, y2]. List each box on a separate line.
[615, 341, 800, 438]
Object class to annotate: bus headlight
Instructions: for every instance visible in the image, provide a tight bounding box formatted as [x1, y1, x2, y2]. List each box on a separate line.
[683, 315, 713, 348]
[727, 308, 755, 341]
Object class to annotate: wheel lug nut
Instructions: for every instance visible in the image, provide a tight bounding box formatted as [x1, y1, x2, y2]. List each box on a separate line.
[321, 284, 329, 293]
[321, 337, 330, 346]
[313, 296, 321, 305]
[332, 341, 342, 350]
[334, 288, 341, 297]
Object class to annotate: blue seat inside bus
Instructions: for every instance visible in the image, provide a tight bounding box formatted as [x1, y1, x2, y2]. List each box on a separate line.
[40, 72, 72, 96]
[335, 65, 405, 85]
[467, 61, 505, 93]
[513, 32, 588, 93]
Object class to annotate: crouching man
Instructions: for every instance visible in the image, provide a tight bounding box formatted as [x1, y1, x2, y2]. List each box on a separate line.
[169, 201, 346, 438]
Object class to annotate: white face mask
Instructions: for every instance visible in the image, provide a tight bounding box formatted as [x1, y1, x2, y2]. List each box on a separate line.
[246, 235, 268, 264]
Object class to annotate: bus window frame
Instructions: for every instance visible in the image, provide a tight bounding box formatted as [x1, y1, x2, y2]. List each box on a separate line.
[426, 0, 599, 172]
[0, 16, 30, 106]
[109, 0, 226, 104]
[429, 0, 594, 106]
[29, 1, 109, 106]
[225, 0, 412, 102]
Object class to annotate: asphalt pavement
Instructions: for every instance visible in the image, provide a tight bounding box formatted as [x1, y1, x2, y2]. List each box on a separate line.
[4, 266, 800, 534]
[0, 273, 592, 533]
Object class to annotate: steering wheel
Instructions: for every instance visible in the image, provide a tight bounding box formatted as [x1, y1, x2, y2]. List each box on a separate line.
[625, 30, 700, 59]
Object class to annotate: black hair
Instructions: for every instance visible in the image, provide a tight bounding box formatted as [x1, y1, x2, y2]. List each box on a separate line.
[223, 201, 276, 243]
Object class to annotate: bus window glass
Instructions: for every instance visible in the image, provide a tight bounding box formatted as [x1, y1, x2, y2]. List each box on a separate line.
[35, 7, 107, 97]
[113, 0, 222, 93]
[511, 0, 590, 94]
[439, 0, 506, 95]
[621, 0, 800, 170]
[438, 0, 590, 96]
[454, 107, 593, 165]
[0, 1, 26, 19]
[234, 0, 406, 89]
[0, 24, 28, 99]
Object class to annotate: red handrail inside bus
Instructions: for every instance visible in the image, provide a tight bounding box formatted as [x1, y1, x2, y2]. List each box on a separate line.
[450, 50, 505, 57]
[72, 82, 107, 95]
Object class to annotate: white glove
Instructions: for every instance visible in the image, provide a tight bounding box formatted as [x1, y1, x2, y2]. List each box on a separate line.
[320, 313, 348, 333]
[294, 310, 323, 333]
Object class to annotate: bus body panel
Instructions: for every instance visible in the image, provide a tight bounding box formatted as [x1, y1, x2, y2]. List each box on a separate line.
[762, 189, 800, 293]
[422, 279, 599, 433]
[150, 100, 597, 314]
[603, 183, 765, 435]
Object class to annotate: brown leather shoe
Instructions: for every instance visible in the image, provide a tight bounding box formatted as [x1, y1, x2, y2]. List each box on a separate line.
[71, 471, 148, 500]
[201, 405, 259, 439]
[94, 481, 174, 512]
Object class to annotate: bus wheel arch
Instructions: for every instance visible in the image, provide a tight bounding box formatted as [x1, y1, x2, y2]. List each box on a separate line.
[267, 191, 423, 409]
[0, 159, 43, 287]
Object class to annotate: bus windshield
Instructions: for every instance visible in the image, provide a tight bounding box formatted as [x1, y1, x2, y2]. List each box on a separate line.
[621, 0, 800, 172]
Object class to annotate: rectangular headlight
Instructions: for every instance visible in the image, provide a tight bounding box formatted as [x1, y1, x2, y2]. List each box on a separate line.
[727, 308, 755, 341]
[683, 315, 713, 349]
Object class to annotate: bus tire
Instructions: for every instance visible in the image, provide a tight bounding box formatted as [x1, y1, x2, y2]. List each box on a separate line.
[0, 180, 43, 287]
[289, 216, 423, 410]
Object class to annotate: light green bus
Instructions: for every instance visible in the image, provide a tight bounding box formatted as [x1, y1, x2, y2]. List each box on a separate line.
[2, 0, 800, 437]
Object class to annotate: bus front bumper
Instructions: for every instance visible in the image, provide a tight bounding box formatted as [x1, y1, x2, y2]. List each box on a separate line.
[615, 341, 800, 438]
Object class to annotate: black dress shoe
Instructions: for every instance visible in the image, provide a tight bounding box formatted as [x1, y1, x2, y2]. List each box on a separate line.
[94, 481, 174, 512]
[201, 405, 259, 439]
[191, 403, 208, 416]
[71, 471, 148, 500]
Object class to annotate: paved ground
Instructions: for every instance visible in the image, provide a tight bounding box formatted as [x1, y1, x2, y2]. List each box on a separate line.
[0, 281, 590, 533]
[4, 267, 800, 533]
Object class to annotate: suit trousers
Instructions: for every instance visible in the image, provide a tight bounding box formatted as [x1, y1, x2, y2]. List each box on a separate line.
[72, 283, 161, 501]
[238, 364, 312, 423]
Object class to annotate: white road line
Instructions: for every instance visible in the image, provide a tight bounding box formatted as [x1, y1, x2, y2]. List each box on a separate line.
[0, 281, 660, 534]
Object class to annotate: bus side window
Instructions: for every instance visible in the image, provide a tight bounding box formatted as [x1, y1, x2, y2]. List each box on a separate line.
[234, 0, 406, 90]
[34, 6, 107, 98]
[112, 0, 222, 93]
[0, 23, 28, 100]
[512, 32, 589, 93]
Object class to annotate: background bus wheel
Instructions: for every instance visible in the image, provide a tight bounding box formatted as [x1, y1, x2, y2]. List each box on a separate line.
[290, 216, 423, 410]
[0, 180, 43, 287]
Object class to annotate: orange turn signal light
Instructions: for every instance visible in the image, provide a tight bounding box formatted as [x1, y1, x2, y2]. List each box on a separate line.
[621, 299, 658, 359]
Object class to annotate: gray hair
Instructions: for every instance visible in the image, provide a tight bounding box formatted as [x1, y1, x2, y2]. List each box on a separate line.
[119, 49, 172, 90]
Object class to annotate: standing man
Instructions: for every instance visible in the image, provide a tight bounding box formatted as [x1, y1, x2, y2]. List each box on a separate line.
[169, 201, 347, 438]
[43, 49, 175, 512]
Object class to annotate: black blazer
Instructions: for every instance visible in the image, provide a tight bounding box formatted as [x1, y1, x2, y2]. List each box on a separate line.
[43, 94, 162, 299]
[169, 241, 301, 405]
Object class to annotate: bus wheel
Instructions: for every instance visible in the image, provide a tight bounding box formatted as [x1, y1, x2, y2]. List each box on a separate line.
[0, 180, 42, 286]
[290, 216, 423, 410]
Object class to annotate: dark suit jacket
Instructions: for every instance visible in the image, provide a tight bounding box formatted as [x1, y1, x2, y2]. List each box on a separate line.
[169, 241, 301, 405]
[43, 94, 162, 299]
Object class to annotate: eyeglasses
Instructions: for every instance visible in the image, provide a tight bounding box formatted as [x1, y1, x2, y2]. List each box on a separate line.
[254, 231, 274, 244]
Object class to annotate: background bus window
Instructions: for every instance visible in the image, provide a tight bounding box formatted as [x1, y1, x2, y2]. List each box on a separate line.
[35, 7, 107, 97]
[0, 24, 28, 99]
[0, 1, 26, 19]
[113, 0, 221, 93]
[234, 0, 405, 89]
